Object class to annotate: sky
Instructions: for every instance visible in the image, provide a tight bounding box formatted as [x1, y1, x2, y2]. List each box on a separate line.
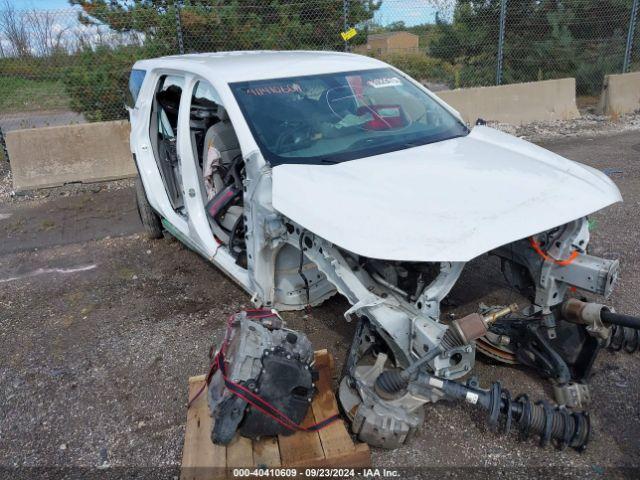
[14, 0, 71, 9]
[14, 0, 441, 26]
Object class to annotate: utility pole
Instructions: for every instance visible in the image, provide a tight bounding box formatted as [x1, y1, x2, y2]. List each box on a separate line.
[496, 0, 507, 85]
[175, 1, 185, 54]
[623, 0, 639, 73]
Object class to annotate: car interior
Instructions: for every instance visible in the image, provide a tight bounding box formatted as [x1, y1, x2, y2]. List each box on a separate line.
[189, 81, 246, 266]
[149, 76, 247, 265]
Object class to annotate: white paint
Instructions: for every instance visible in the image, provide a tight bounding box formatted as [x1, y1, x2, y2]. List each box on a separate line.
[272, 125, 622, 262]
[133, 50, 388, 83]
[0, 213, 12, 220]
[428, 377, 445, 389]
[465, 391, 479, 404]
[0, 264, 97, 283]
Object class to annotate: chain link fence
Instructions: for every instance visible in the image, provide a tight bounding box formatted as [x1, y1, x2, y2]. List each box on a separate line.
[0, 0, 639, 130]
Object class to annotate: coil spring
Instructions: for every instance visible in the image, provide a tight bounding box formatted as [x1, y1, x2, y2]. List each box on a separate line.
[608, 324, 639, 353]
[487, 382, 590, 451]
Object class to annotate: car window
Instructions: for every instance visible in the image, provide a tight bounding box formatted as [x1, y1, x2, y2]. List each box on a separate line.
[127, 69, 146, 107]
[193, 81, 222, 106]
[230, 68, 468, 166]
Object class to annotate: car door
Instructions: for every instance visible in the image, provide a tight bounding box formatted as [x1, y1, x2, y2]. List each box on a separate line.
[150, 74, 186, 212]
[176, 76, 253, 286]
[128, 68, 192, 241]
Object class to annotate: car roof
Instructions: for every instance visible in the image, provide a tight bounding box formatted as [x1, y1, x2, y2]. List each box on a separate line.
[133, 50, 389, 83]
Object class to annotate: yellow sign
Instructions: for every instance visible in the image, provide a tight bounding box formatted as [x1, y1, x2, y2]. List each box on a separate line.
[341, 27, 357, 41]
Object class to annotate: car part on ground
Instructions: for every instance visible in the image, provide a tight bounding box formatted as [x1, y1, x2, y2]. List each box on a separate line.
[475, 298, 640, 408]
[208, 310, 316, 445]
[340, 349, 591, 451]
[421, 374, 591, 451]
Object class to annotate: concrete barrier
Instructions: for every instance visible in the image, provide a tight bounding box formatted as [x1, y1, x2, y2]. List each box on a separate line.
[5, 79, 582, 191]
[599, 71, 640, 116]
[435, 78, 580, 125]
[6, 120, 136, 191]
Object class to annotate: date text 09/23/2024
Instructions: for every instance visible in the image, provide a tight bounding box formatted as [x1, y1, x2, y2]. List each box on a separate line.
[231, 468, 400, 478]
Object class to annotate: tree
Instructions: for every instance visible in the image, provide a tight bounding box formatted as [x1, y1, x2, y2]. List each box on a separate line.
[428, 0, 634, 92]
[0, 0, 31, 58]
[63, 0, 381, 120]
[69, 0, 381, 53]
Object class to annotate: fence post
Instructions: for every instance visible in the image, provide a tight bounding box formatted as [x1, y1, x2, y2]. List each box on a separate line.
[623, 0, 639, 73]
[174, 1, 185, 54]
[496, 0, 507, 85]
[343, 0, 350, 52]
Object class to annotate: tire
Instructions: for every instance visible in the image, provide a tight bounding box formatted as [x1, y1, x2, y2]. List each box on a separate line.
[135, 177, 163, 239]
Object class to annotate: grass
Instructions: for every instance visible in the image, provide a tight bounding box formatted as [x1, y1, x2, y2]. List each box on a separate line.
[0, 77, 69, 114]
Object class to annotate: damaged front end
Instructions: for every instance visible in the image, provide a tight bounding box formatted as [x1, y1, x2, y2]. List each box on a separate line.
[238, 125, 634, 450]
[288, 216, 619, 449]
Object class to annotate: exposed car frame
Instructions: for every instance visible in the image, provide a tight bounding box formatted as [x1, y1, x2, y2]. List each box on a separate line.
[129, 51, 626, 450]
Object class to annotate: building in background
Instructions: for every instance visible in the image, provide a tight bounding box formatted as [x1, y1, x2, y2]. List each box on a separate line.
[355, 31, 419, 55]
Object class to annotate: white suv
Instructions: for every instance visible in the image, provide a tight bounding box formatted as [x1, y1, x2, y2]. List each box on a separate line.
[128, 51, 621, 448]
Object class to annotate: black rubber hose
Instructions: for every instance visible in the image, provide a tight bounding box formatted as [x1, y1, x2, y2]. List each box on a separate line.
[601, 310, 640, 330]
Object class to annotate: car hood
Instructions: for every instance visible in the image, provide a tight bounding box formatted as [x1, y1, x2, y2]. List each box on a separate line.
[271, 126, 622, 262]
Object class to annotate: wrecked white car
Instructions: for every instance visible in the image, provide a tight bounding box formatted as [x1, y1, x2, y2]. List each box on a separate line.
[128, 51, 637, 451]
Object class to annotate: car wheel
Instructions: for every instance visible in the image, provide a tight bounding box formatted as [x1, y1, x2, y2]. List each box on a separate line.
[135, 177, 163, 239]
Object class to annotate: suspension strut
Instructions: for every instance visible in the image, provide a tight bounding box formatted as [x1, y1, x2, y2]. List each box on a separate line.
[426, 376, 589, 450]
[375, 370, 590, 451]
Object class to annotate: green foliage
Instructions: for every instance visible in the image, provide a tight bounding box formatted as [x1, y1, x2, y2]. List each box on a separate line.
[63, 45, 146, 121]
[379, 52, 455, 86]
[61, 0, 381, 119]
[70, 0, 381, 52]
[0, 77, 69, 113]
[0, 55, 73, 82]
[429, 0, 633, 92]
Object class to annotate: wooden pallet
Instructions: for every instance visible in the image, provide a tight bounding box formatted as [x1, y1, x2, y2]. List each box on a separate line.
[181, 349, 370, 480]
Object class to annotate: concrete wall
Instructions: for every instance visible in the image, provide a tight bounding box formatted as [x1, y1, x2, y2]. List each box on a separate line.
[6, 120, 136, 191]
[599, 71, 640, 116]
[435, 78, 580, 125]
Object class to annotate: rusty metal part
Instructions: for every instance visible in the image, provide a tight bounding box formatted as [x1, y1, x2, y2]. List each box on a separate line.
[562, 298, 605, 325]
[483, 303, 519, 324]
[561, 298, 610, 340]
[450, 313, 487, 345]
[445, 303, 520, 353]
[475, 336, 518, 364]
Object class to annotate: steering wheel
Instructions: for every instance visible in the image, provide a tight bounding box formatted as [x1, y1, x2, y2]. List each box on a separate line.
[274, 121, 314, 153]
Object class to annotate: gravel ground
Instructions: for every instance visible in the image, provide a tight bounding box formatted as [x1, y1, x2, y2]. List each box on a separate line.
[0, 129, 639, 477]
[490, 110, 640, 142]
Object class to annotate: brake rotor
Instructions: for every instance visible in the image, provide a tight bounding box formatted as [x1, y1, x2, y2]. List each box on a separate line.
[475, 331, 519, 364]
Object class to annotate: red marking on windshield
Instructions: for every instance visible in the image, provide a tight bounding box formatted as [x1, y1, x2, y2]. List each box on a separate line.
[245, 83, 303, 96]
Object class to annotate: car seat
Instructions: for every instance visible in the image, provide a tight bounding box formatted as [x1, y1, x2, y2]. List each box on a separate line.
[202, 106, 241, 176]
[203, 106, 244, 250]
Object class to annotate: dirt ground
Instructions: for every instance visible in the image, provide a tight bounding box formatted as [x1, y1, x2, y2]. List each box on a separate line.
[0, 131, 639, 477]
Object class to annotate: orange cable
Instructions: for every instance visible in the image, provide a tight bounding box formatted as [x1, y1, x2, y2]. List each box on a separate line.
[528, 237, 579, 266]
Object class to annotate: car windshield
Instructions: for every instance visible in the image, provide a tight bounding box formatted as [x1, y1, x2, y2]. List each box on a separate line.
[230, 68, 468, 166]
